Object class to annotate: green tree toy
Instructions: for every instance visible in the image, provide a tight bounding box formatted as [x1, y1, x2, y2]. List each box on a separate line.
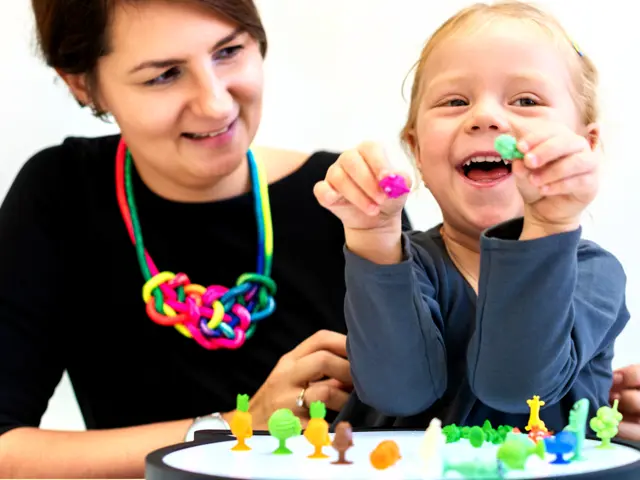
[468, 426, 485, 448]
[563, 398, 590, 460]
[268, 408, 302, 454]
[589, 399, 623, 449]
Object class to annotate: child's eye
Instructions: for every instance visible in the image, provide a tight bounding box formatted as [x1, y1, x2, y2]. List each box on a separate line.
[513, 97, 538, 107]
[144, 67, 181, 86]
[443, 99, 468, 107]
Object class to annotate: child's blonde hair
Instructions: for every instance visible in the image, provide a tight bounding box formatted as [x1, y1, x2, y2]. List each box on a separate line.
[400, 0, 599, 152]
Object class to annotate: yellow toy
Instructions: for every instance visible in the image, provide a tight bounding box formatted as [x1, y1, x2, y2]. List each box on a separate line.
[303, 401, 331, 458]
[230, 394, 253, 451]
[526, 395, 548, 432]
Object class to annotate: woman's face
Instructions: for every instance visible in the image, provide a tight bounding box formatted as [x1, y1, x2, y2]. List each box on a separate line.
[68, 0, 265, 201]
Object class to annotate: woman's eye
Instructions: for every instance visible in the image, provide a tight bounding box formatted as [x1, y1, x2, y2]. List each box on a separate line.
[145, 67, 181, 86]
[215, 45, 244, 61]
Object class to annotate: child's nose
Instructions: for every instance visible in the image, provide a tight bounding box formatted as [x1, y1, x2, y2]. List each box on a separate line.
[465, 102, 509, 134]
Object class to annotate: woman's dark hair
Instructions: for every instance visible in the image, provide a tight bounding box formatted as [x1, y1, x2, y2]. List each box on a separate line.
[31, 0, 268, 117]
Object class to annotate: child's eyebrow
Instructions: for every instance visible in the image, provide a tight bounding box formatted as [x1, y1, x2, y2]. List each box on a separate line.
[506, 71, 552, 85]
[426, 73, 469, 91]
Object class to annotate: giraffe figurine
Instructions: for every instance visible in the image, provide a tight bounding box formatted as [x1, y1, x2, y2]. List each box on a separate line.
[525, 395, 548, 432]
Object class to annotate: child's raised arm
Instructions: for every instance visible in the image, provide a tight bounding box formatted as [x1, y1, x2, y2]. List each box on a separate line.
[343, 234, 447, 416]
[314, 142, 448, 416]
[467, 218, 629, 412]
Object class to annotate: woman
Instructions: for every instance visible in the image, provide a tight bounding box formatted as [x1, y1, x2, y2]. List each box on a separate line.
[0, 0, 636, 478]
[0, 0, 366, 477]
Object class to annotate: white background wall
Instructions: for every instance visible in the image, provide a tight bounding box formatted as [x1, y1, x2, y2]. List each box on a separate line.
[1, 0, 637, 431]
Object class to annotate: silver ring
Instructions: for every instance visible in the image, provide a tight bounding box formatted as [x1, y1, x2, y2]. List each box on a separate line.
[296, 387, 307, 408]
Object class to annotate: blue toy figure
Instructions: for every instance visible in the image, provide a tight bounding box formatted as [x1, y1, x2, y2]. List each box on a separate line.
[544, 431, 577, 464]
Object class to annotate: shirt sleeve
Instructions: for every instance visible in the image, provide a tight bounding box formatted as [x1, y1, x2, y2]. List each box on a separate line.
[343, 234, 447, 416]
[467, 218, 630, 412]
[0, 148, 71, 436]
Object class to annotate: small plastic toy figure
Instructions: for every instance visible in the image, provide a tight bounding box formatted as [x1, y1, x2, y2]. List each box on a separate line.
[544, 431, 577, 464]
[331, 421, 354, 464]
[230, 394, 252, 451]
[303, 401, 330, 459]
[379, 174, 409, 198]
[267, 408, 301, 455]
[590, 399, 623, 449]
[469, 426, 485, 448]
[563, 398, 590, 460]
[526, 395, 548, 432]
[419, 418, 445, 478]
[370, 440, 401, 470]
[494, 133, 524, 160]
[442, 424, 461, 443]
[497, 433, 546, 470]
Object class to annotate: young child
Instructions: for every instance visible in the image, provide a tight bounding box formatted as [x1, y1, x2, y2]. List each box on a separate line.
[314, 0, 630, 432]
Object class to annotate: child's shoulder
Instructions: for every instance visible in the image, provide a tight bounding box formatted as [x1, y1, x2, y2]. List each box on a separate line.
[403, 225, 450, 266]
[577, 238, 627, 282]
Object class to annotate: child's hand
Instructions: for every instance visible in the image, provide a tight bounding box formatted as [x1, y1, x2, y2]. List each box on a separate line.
[512, 122, 599, 237]
[314, 141, 410, 232]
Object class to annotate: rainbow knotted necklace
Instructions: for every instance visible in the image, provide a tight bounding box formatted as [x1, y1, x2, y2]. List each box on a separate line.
[115, 139, 276, 349]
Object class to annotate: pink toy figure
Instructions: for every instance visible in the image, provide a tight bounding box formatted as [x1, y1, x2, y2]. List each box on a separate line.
[379, 174, 409, 199]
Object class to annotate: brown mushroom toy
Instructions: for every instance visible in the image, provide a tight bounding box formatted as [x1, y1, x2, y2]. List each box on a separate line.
[331, 421, 354, 465]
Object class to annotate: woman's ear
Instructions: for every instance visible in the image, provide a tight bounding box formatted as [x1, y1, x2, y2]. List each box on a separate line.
[585, 122, 601, 150]
[56, 69, 92, 107]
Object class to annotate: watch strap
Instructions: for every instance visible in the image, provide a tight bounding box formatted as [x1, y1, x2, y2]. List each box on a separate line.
[184, 412, 230, 441]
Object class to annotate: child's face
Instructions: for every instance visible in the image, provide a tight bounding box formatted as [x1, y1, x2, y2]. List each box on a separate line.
[411, 19, 584, 237]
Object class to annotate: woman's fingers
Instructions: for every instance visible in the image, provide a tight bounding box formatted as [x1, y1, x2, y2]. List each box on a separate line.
[291, 349, 352, 387]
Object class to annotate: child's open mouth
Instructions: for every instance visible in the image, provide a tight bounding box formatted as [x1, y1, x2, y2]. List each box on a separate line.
[459, 155, 512, 184]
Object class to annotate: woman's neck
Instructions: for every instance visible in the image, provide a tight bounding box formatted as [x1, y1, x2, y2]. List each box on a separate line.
[134, 157, 252, 204]
[440, 223, 481, 292]
[131, 146, 310, 204]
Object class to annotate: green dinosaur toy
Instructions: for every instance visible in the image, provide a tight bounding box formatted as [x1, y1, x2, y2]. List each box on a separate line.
[563, 398, 590, 460]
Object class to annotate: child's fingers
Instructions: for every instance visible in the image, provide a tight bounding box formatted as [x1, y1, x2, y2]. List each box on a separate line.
[536, 171, 597, 196]
[356, 141, 394, 182]
[338, 148, 387, 204]
[325, 162, 380, 215]
[522, 133, 590, 170]
[529, 152, 597, 188]
[313, 180, 344, 209]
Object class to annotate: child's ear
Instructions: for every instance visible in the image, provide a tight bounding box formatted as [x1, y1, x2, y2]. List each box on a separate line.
[585, 122, 601, 150]
[404, 130, 419, 159]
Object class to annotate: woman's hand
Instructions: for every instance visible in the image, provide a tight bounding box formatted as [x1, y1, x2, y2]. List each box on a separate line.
[610, 364, 640, 441]
[247, 330, 353, 430]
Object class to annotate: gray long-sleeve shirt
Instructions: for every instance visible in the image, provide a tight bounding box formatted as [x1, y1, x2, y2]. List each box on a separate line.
[340, 218, 630, 432]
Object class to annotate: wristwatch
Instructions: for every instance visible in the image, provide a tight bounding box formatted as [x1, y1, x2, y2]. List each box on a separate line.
[184, 412, 230, 441]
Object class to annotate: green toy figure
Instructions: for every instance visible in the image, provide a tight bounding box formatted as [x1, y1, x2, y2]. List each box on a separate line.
[494, 134, 524, 160]
[563, 398, 590, 460]
[267, 408, 302, 454]
[589, 399, 623, 449]
[497, 433, 546, 470]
